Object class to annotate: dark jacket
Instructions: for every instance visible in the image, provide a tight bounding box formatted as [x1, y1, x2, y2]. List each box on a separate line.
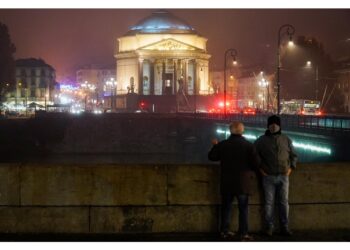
[208, 134, 260, 195]
[254, 130, 297, 175]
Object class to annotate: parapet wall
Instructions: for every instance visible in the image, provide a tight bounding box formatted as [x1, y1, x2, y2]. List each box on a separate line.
[0, 163, 349, 233]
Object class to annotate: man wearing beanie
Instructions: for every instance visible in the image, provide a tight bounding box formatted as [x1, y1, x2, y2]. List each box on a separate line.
[254, 115, 297, 237]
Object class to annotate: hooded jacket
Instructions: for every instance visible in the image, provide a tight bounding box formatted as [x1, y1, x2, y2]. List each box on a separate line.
[254, 129, 297, 175]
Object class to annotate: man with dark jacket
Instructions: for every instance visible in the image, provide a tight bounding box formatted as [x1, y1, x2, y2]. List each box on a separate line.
[254, 115, 297, 236]
[208, 122, 260, 241]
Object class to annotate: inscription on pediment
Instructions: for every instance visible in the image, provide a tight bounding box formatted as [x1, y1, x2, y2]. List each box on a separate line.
[142, 39, 197, 51]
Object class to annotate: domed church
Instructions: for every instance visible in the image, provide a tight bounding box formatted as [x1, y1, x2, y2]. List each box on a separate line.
[115, 10, 212, 112]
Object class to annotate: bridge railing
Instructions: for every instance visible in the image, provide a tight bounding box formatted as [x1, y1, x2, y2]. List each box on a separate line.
[177, 113, 350, 132]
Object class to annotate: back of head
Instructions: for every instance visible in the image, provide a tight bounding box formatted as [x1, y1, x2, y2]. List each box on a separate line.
[229, 122, 244, 135]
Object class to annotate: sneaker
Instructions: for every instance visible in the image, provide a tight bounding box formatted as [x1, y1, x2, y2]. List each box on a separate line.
[280, 228, 293, 236]
[220, 231, 236, 239]
[240, 234, 254, 241]
[264, 228, 273, 236]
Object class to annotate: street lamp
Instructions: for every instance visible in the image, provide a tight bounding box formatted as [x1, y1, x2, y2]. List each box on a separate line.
[16, 82, 22, 111]
[305, 60, 319, 100]
[105, 78, 116, 111]
[224, 48, 238, 118]
[25, 87, 28, 116]
[45, 93, 49, 111]
[258, 77, 269, 111]
[277, 24, 295, 114]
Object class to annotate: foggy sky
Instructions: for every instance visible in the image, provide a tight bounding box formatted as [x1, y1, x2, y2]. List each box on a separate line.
[0, 9, 349, 81]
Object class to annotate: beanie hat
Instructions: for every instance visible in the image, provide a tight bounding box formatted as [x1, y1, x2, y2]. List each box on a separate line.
[267, 115, 281, 127]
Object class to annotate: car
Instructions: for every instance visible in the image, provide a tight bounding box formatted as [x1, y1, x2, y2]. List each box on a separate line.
[242, 107, 256, 115]
[5, 110, 20, 116]
[135, 109, 149, 113]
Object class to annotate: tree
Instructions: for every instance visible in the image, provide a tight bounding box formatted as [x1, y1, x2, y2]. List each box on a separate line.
[0, 22, 16, 108]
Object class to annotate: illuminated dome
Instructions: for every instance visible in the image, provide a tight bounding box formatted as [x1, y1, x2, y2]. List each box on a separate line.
[127, 10, 197, 35]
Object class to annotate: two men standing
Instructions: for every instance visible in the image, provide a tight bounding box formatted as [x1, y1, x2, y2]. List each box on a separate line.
[209, 115, 297, 239]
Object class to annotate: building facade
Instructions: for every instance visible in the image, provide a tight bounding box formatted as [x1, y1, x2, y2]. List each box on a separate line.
[76, 65, 116, 98]
[236, 71, 274, 111]
[115, 10, 212, 111]
[334, 57, 350, 113]
[209, 71, 238, 97]
[4, 58, 56, 112]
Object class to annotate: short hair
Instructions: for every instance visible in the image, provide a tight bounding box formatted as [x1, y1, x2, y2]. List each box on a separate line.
[229, 122, 244, 135]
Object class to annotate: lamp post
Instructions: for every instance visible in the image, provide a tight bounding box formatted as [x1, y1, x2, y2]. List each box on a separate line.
[105, 78, 116, 111]
[224, 48, 238, 118]
[16, 82, 22, 112]
[25, 88, 28, 116]
[111, 78, 116, 111]
[277, 24, 295, 114]
[258, 73, 269, 111]
[306, 61, 319, 100]
[45, 93, 49, 111]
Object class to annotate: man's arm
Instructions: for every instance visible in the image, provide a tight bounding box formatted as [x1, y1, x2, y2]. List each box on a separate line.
[208, 139, 220, 161]
[249, 144, 261, 172]
[253, 137, 268, 176]
[288, 137, 298, 169]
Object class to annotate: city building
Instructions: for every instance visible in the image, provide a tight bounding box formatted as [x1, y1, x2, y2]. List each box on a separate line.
[115, 10, 212, 112]
[236, 71, 274, 111]
[334, 57, 350, 113]
[4, 58, 56, 112]
[76, 64, 116, 99]
[209, 70, 237, 98]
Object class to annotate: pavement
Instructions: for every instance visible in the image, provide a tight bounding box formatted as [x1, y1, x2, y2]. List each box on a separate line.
[0, 230, 349, 242]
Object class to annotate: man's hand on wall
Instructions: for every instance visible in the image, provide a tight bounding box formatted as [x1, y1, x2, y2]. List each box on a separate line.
[211, 138, 218, 145]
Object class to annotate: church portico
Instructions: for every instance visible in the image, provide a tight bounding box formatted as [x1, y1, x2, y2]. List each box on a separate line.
[115, 10, 212, 111]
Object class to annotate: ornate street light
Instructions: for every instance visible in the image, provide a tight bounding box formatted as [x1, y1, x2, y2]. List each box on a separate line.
[277, 24, 295, 114]
[224, 48, 238, 118]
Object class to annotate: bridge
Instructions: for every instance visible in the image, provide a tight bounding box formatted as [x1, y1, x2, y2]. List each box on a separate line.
[1, 112, 350, 164]
[177, 112, 350, 132]
[174, 113, 350, 162]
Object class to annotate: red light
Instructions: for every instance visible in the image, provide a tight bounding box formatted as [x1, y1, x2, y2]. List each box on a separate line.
[301, 110, 305, 115]
[140, 101, 146, 108]
[218, 102, 224, 107]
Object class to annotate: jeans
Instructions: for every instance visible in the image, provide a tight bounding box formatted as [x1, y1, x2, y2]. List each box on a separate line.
[220, 193, 249, 235]
[262, 175, 289, 229]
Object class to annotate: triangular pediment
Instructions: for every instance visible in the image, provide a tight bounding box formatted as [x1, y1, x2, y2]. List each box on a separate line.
[138, 38, 200, 51]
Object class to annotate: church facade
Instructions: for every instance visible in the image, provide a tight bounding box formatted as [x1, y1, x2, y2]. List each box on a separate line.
[114, 10, 212, 111]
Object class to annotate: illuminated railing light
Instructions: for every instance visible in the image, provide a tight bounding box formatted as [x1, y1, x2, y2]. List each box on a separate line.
[292, 142, 331, 155]
[243, 134, 257, 140]
[216, 129, 230, 136]
[216, 128, 332, 155]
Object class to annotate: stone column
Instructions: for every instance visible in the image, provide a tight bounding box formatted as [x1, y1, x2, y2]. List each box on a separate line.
[184, 60, 188, 95]
[174, 59, 177, 95]
[162, 60, 166, 95]
[174, 59, 178, 112]
[150, 59, 155, 95]
[138, 59, 144, 95]
[194, 59, 198, 95]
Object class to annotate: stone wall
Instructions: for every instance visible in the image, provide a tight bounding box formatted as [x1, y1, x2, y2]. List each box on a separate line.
[0, 162, 349, 233]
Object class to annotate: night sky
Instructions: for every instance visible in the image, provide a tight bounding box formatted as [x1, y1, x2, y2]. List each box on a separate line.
[0, 9, 349, 81]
